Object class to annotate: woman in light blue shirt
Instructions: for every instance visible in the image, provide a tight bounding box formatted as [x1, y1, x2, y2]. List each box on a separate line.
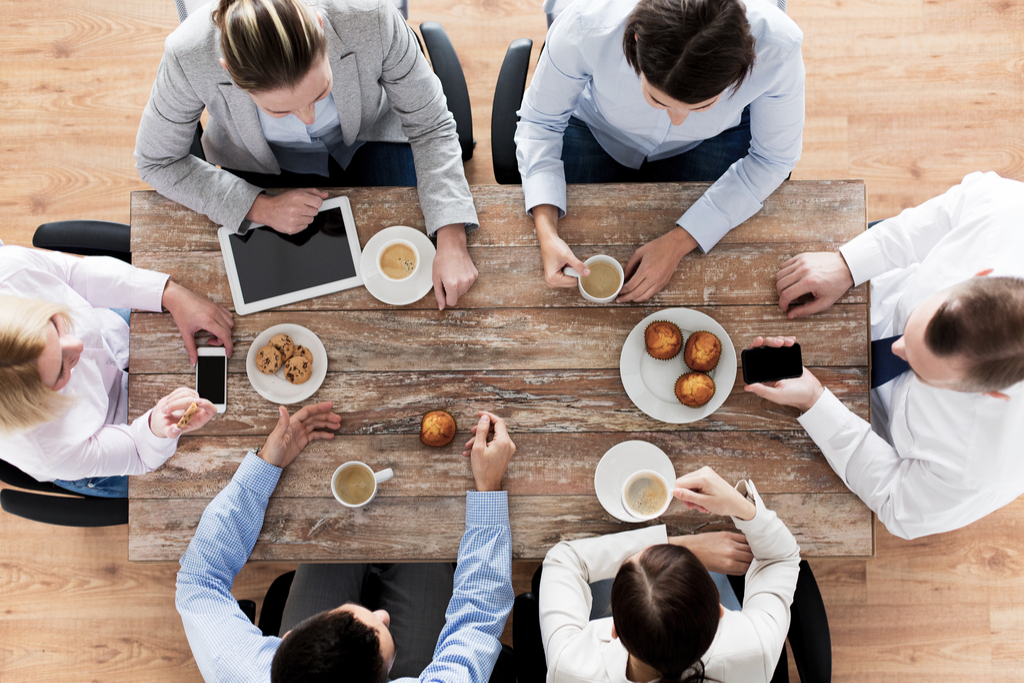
[516, 0, 804, 302]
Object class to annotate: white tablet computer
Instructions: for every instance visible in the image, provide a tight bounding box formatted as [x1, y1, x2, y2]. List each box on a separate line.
[218, 196, 362, 315]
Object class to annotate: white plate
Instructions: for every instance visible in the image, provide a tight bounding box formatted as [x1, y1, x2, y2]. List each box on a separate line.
[594, 441, 676, 522]
[360, 226, 437, 306]
[619, 308, 737, 424]
[245, 324, 328, 405]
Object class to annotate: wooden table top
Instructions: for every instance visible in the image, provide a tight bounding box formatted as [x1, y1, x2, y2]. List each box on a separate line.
[127, 181, 872, 562]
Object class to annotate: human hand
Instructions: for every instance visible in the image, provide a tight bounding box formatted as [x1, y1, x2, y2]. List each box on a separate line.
[259, 401, 342, 469]
[149, 387, 217, 438]
[673, 466, 756, 521]
[162, 280, 235, 365]
[617, 227, 697, 303]
[432, 224, 479, 310]
[776, 252, 855, 319]
[668, 531, 753, 575]
[461, 411, 516, 492]
[249, 189, 329, 235]
[533, 205, 588, 288]
[743, 336, 824, 413]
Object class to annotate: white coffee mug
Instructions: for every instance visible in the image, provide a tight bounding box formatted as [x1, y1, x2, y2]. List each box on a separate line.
[576, 255, 624, 304]
[377, 238, 420, 282]
[331, 462, 394, 509]
[620, 469, 673, 521]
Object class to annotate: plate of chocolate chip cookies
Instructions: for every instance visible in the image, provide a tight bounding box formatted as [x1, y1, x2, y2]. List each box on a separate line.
[245, 324, 328, 404]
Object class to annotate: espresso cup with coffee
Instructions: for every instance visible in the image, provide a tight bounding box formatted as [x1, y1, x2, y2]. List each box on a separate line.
[332, 461, 394, 509]
[620, 469, 672, 521]
[578, 255, 624, 304]
[377, 238, 420, 282]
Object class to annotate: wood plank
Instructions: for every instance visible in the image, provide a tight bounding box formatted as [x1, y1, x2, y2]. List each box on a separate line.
[133, 244, 868, 311]
[127, 305, 868, 375]
[128, 492, 873, 562]
[127, 367, 869, 435]
[130, 430, 848, 499]
[129, 181, 867, 253]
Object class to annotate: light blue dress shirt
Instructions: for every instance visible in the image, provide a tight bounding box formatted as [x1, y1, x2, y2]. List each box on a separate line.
[516, 0, 805, 252]
[175, 452, 513, 683]
[257, 93, 365, 175]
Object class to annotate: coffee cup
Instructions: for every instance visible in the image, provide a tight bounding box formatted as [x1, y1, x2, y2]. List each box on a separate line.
[331, 462, 394, 508]
[578, 255, 624, 303]
[620, 469, 672, 521]
[377, 238, 420, 282]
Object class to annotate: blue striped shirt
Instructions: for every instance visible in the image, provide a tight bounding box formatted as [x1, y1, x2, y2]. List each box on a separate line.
[176, 452, 513, 683]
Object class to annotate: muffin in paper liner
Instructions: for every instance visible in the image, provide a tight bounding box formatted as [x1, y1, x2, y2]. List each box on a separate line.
[644, 320, 684, 360]
[674, 372, 716, 408]
[684, 330, 722, 373]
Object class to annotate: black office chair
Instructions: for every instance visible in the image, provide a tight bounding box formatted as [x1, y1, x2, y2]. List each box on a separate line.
[514, 560, 831, 683]
[0, 221, 134, 527]
[491, 39, 534, 184]
[241, 570, 515, 682]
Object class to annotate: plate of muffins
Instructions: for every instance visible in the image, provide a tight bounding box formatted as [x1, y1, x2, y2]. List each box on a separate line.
[245, 323, 328, 404]
[619, 308, 736, 424]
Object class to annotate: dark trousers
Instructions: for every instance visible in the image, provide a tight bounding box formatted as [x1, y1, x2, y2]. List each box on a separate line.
[225, 141, 417, 188]
[560, 107, 752, 184]
[280, 562, 454, 680]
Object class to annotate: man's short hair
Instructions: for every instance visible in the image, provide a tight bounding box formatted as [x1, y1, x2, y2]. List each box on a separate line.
[623, 0, 756, 105]
[925, 276, 1024, 392]
[271, 607, 387, 683]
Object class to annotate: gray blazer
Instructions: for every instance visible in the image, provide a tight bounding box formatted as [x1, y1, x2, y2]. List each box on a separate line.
[135, 0, 477, 234]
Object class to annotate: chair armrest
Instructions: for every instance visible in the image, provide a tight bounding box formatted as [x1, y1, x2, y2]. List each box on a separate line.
[513, 592, 546, 683]
[0, 489, 128, 527]
[419, 21, 475, 162]
[238, 599, 257, 625]
[491, 39, 533, 185]
[787, 560, 832, 683]
[0, 458, 68, 493]
[33, 220, 131, 263]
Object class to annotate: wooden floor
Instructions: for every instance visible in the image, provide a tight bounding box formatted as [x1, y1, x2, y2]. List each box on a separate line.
[1, 0, 1023, 680]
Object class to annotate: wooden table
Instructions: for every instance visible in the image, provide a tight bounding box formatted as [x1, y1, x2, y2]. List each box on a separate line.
[127, 181, 872, 562]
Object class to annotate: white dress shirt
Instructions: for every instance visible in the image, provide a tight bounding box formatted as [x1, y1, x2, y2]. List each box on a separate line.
[516, 0, 804, 252]
[797, 171, 1024, 540]
[257, 92, 365, 175]
[540, 481, 800, 683]
[0, 245, 178, 482]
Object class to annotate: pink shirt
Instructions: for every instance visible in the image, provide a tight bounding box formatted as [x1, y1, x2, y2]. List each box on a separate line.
[0, 244, 178, 482]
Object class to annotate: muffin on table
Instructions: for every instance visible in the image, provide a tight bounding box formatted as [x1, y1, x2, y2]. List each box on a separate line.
[684, 331, 722, 372]
[421, 410, 458, 447]
[675, 372, 716, 408]
[644, 321, 683, 360]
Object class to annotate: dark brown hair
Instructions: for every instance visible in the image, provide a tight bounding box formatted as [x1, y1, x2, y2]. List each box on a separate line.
[212, 0, 326, 92]
[271, 607, 387, 683]
[610, 545, 720, 682]
[925, 276, 1024, 392]
[623, 0, 756, 105]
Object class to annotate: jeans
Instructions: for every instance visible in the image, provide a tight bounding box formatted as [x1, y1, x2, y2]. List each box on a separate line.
[226, 141, 417, 188]
[52, 475, 129, 498]
[110, 307, 131, 325]
[280, 562, 454, 680]
[561, 107, 752, 184]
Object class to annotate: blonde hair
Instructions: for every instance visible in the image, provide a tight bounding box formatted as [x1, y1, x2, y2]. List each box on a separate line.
[0, 295, 75, 434]
[212, 0, 326, 92]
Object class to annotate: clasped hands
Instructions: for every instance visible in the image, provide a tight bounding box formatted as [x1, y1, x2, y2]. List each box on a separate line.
[667, 466, 755, 575]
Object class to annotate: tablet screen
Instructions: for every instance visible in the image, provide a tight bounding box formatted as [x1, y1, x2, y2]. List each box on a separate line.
[227, 207, 357, 303]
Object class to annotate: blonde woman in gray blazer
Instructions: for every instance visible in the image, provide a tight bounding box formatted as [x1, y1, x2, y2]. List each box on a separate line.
[136, 0, 478, 310]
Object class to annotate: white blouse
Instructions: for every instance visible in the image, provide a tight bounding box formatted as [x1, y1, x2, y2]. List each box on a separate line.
[0, 244, 179, 482]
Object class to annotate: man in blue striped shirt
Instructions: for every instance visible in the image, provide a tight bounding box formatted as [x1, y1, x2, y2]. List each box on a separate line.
[175, 402, 517, 683]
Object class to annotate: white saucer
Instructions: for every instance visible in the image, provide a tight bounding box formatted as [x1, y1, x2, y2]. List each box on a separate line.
[245, 323, 328, 404]
[619, 308, 737, 424]
[360, 226, 437, 306]
[594, 441, 676, 522]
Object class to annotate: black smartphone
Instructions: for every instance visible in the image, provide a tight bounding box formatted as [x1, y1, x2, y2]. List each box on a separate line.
[741, 344, 803, 384]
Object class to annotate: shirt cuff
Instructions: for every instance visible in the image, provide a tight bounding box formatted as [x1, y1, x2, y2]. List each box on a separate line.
[731, 479, 770, 532]
[677, 199, 732, 253]
[523, 171, 567, 218]
[838, 231, 886, 287]
[466, 490, 509, 528]
[797, 388, 857, 481]
[234, 451, 283, 499]
[129, 408, 180, 472]
[130, 269, 171, 313]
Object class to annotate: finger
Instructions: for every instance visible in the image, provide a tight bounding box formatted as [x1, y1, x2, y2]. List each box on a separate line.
[776, 259, 800, 280]
[445, 278, 459, 308]
[433, 276, 447, 311]
[747, 336, 765, 349]
[307, 430, 336, 442]
[623, 250, 642, 280]
[674, 487, 711, 509]
[568, 253, 590, 277]
[625, 279, 659, 303]
[180, 330, 199, 366]
[744, 382, 786, 403]
[471, 414, 491, 457]
[787, 298, 830, 319]
[488, 415, 511, 442]
[778, 282, 811, 312]
[775, 270, 804, 293]
[548, 270, 580, 288]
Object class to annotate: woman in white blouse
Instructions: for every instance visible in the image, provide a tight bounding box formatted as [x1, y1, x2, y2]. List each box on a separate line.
[0, 244, 232, 497]
[540, 467, 800, 683]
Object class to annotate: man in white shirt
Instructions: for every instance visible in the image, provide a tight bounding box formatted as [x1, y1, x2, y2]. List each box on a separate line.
[745, 172, 1024, 539]
[516, 0, 803, 302]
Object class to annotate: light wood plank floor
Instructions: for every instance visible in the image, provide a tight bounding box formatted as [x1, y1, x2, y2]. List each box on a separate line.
[1, 0, 1023, 680]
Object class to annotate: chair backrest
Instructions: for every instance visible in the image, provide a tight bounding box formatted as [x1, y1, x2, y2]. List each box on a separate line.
[176, 0, 409, 24]
[545, 0, 786, 27]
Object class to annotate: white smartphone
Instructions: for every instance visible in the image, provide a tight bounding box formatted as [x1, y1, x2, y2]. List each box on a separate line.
[196, 347, 227, 414]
